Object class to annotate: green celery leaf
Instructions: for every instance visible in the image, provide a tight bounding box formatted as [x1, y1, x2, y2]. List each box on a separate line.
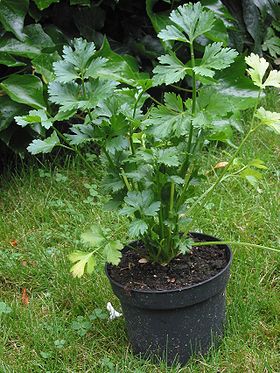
[103, 240, 123, 265]
[256, 107, 280, 134]
[69, 251, 95, 278]
[15, 109, 52, 129]
[262, 27, 280, 58]
[84, 57, 108, 79]
[65, 124, 95, 146]
[143, 201, 161, 217]
[27, 131, 60, 154]
[245, 53, 269, 88]
[102, 173, 124, 193]
[81, 225, 106, 247]
[62, 38, 96, 70]
[263, 70, 280, 89]
[143, 93, 191, 139]
[1, 74, 46, 109]
[85, 79, 118, 110]
[153, 53, 189, 85]
[193, 42, 238, 77]
[178, 238, 194, 255]
[158, 24, 188, 43]
[48, 81, 81, 112]
[129, 219, 148, 237]
[155, 147, 180, 167]
[159, 3, 215, 43]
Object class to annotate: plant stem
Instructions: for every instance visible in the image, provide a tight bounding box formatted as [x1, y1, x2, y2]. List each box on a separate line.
[103, 147, 116, 170]
[170, 84, 193, 93]
[168, 181, 175, 253]
[192, 241, 280, 253]
[180, 41, 196, 176]
[120, 168, 132, 191]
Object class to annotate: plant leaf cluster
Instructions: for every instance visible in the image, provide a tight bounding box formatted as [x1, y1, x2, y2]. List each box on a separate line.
[42, 3, 279, 274]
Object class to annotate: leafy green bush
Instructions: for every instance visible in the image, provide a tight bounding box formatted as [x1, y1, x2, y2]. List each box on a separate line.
[61, 3, 280, 275]
[1, 0, 279, 158]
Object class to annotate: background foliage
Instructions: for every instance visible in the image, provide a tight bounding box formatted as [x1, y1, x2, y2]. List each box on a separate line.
[0, 0, 279, 160]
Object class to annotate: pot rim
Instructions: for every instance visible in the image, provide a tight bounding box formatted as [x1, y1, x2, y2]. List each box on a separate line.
[105, 231, 233, 295]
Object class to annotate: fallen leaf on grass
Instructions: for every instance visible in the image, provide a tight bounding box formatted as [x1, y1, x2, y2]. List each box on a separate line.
[21, 288, 29, 305]
[214, 161, 228, 169]
[10, 240, 17, 247]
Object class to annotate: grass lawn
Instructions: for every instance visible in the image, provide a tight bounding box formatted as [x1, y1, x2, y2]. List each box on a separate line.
[0, 92, 279, 372]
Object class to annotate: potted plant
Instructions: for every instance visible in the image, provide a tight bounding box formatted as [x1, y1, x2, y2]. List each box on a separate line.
[16, 2, 280, 366]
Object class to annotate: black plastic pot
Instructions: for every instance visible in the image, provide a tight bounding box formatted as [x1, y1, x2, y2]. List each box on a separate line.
[106, 232, 232, 366]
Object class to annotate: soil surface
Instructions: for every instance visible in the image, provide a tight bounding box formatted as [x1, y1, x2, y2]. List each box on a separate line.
[108, 240, 228, 291]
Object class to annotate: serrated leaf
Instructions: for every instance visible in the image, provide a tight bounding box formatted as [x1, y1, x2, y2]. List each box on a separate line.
[159, 3, 215, 43]
[84, 57, 108, 79]
[128, 219, 148, 237]
[263, 70, 280, 88]
[178, 238, 194, 255]
[15, 110, 52, 130]
[69, 251, 95, 278]
[262, 28, 280, 58]
[158, 24, 188, 43]
[143, 201, 161, 217]
[143, 93, 191, 139]
[62, 38, 96, 70]
[256, 107, 280, 133]
[103, 240, 122, 265]
[193, 42, 238, 78]
[1, 74, 46, 109]
[119, 205, 137, 216]
[81, 225, 105, 247]
[27, 132, 60, 154]
[65, 124, 95, 145]
[245, 53, 269, 88]
[156, 148, 180, 167]
[52, 60, 78, 83]
[102, 173, 124, 193]
[48, 81, 81, 112]
[153, 53, 189, 85]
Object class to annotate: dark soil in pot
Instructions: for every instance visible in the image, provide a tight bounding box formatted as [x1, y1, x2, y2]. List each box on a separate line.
[107, 238, 228, 291]
[106, 232, 232, 366]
